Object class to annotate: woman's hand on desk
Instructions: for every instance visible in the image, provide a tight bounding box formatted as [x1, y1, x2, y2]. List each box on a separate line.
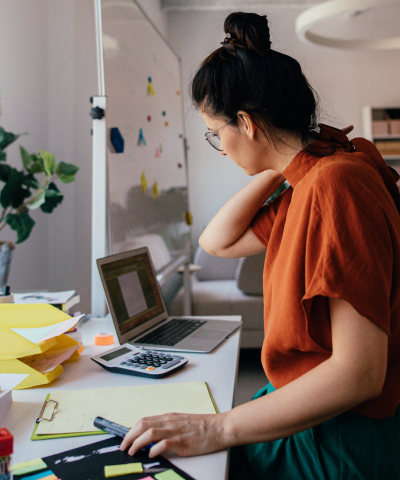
[120, 412, 227, 457]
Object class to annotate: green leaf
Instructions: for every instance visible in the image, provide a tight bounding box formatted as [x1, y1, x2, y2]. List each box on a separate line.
[20, 146, 33, 169]
[0, 163, 12, 183]
[56, 162, 79, 183]
[27, 189, 46, 210]
[44, 188, 63, 197]
[39, 150, 56, 176]
[0, 126, 22, 150]
[23, 173, 40, 189]
[0, 151, 6, 162]
[5, 210, 35, 244]
[29, 162, 44, 174]
[0, 169, 31, 209]
[40, 182, 63, 213]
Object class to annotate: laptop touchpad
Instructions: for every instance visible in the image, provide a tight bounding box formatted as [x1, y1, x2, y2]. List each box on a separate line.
[191, 329, 227, 340]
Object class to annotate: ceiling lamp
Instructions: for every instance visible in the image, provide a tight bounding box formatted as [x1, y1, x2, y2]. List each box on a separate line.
[296, 0, 400, 50]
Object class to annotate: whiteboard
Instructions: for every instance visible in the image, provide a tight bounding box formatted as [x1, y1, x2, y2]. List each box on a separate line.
[101, 0, 190, 271]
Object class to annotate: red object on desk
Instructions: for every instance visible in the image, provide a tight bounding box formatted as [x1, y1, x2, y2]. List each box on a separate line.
[0, 429, 13, 456]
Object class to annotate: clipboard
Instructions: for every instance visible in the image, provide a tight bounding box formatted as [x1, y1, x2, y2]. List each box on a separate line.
[31, 381, 219, 441]
[31, 394, 105, 441]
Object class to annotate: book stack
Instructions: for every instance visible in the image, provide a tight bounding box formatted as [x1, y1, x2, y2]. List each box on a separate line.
[13, 290, 80, 314]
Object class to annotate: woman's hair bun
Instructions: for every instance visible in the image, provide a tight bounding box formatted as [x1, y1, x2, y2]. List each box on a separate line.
[224, 12, 271, 55]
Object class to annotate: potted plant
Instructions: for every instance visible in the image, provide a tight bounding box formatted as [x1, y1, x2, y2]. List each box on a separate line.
[0, 126, 79, 289]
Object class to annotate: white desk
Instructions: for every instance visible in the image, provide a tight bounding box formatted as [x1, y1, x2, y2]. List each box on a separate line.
[4, 315, 241, 480]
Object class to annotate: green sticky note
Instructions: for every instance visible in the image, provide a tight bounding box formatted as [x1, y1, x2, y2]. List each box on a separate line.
[12, 458, 47, 475]
[104, 463, 143, 477]
[155, 469, 185, 480]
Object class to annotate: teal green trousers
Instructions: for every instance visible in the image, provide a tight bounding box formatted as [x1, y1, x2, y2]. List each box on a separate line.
[233, 383, 400, 480]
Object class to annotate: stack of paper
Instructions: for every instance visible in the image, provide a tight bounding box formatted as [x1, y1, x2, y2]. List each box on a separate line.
[0, 304, 83, 389]
[0, 374, 29, 422]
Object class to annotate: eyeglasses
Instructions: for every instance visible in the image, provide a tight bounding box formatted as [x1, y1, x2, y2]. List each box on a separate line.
[205, 115, 237, 151]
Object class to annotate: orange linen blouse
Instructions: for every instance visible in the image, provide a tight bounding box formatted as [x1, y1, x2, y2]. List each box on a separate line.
[251, 124, 400, 418]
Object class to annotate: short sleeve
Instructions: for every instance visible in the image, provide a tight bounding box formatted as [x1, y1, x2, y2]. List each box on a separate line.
[251, 188, 290, 248]
[304, 162, 396, 336]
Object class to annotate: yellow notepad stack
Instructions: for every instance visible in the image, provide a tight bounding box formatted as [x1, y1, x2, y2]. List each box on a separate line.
[0, 304, 81, 389]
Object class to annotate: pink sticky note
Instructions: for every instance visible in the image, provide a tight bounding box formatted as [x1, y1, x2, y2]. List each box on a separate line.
[139, 477, 154, 480]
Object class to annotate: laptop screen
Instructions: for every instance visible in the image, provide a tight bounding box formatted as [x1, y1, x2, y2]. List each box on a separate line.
[99, 251, 165, 335]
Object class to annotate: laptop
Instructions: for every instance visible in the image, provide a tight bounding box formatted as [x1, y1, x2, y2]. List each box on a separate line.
[97, 247, 242, 353]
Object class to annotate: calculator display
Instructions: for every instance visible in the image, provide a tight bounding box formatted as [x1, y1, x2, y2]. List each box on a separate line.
[100, 347, 131, 361]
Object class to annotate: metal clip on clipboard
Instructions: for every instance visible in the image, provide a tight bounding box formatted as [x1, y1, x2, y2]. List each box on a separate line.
[36, 399, 59, 424]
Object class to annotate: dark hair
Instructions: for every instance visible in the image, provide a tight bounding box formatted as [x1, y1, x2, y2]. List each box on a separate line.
[191, 12, 319, 149]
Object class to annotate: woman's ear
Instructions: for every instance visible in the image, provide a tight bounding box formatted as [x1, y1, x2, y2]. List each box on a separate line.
[237, 111, 257, 140]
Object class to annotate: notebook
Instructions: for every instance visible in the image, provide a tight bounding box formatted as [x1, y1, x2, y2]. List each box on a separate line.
[97, 247, 241, 353]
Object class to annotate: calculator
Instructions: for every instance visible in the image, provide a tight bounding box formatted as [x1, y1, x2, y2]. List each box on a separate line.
[91, 344, 188, 378]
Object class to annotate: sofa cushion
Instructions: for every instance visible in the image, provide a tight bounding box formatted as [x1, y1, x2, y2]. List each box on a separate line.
[169, 278, 264, 331]
[194, 246, 239, 281]
[235, 252, 265, 295]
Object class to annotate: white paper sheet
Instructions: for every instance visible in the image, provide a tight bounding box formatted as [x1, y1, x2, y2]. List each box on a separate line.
[20, 344, 80, 373]
[0, 374, 30, 423]
[10, 315, 83, 344]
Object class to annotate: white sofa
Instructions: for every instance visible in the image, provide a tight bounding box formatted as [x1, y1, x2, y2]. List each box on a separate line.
[169, 247, 265, 348]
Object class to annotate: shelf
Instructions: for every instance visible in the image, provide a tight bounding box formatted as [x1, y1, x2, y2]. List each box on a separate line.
[373, 134, 400, 141]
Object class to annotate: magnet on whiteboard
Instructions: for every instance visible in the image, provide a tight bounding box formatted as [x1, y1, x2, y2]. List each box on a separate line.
[110, 127, 124, 153]
[147, 77, 155, 96]
[137, 128, 147, 146]
[94, 333, 114, 345]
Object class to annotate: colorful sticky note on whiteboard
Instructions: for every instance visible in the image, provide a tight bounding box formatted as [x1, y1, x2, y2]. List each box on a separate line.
[141, 171, 148, 193]
[155, 469, 186, 480]
[138, 128, 147, 146]
[151, 181, 161, 198]
[147, 77, 155, 96]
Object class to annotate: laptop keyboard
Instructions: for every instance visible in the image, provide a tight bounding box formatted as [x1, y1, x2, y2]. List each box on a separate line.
[135, 319, 207, 346]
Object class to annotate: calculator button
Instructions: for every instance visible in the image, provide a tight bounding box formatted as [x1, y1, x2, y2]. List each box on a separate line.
[162, 359, 181, 369]
[146, 367, 155, 371]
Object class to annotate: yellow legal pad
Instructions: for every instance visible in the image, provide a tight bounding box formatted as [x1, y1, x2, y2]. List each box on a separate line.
[33, 381, 218, 439]
[104, 463, 143, 477]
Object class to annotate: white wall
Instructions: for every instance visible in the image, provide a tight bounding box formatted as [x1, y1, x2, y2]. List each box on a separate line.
[0, 0, 50, 291]
[0, 0, 169, 313]
[166, 6, 400, 247]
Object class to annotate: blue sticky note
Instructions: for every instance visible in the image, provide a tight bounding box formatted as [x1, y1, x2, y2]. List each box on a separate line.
[20, 470, 55, 480]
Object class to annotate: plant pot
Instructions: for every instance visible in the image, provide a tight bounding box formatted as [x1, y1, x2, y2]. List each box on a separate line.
[0, 241, 15, 291]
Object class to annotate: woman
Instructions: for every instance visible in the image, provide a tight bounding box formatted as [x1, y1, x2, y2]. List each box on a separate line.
[121, 12, 400, 478]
